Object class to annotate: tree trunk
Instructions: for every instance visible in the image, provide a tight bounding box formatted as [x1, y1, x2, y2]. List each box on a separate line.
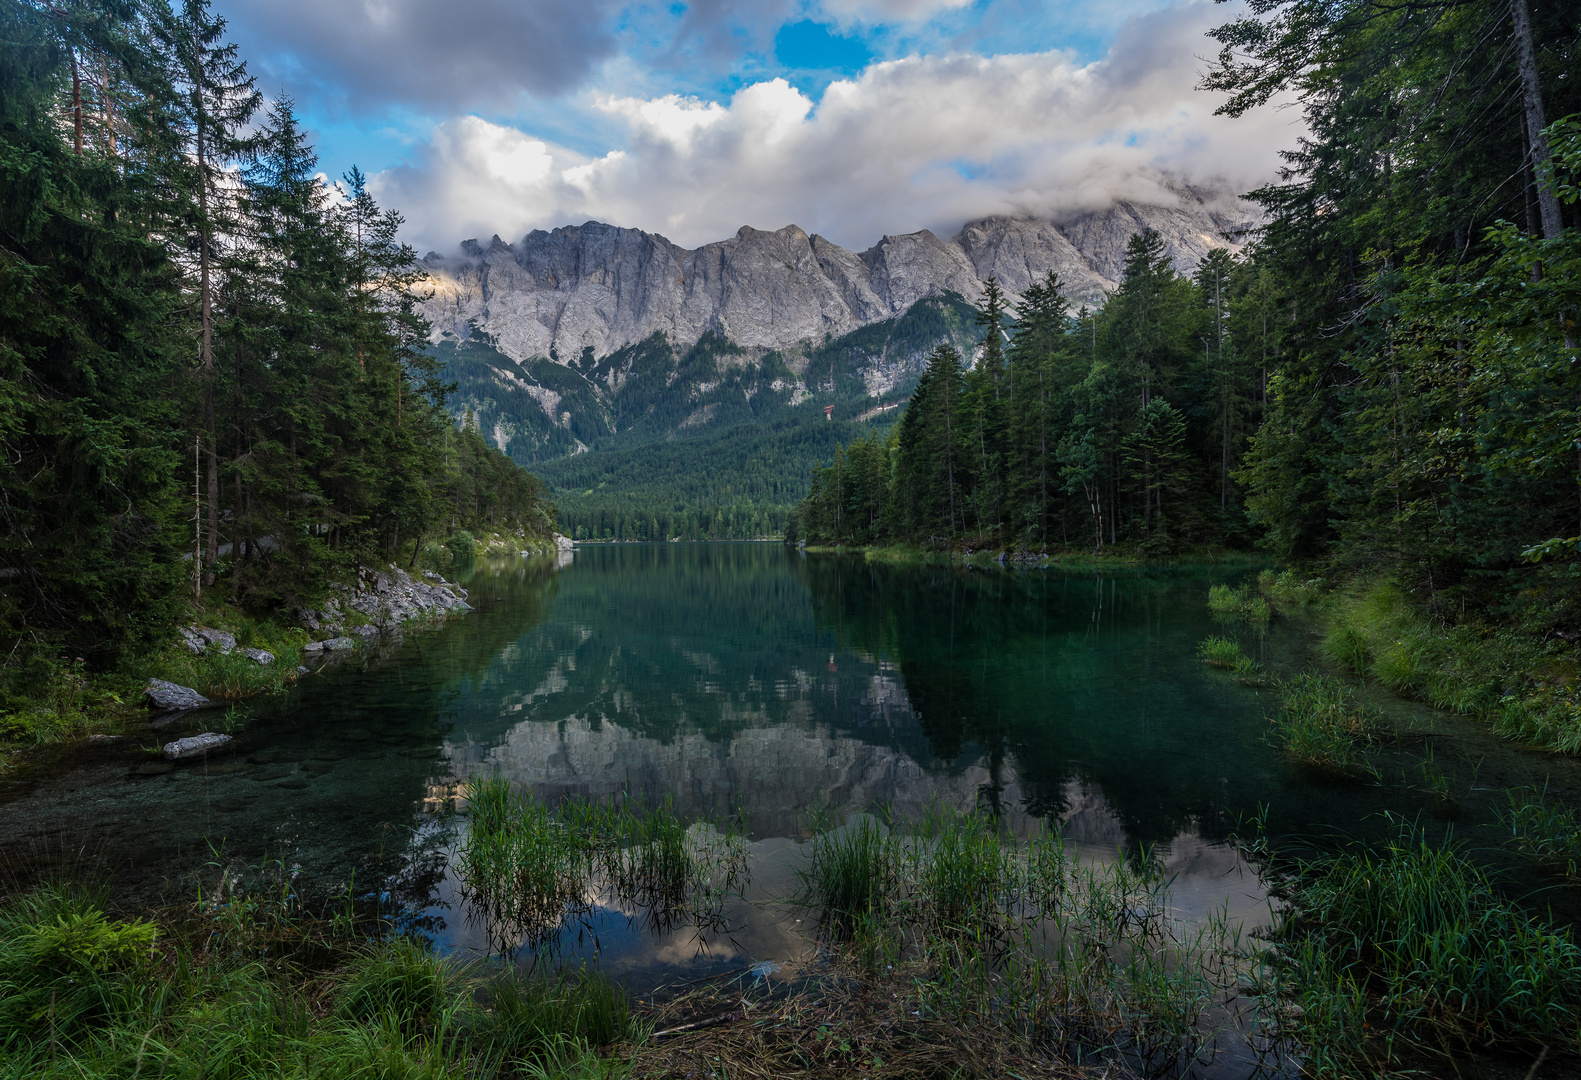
[1510, 0, 1562, 239]
[70, 50, 82, 155]
[194, 15, 220, 584]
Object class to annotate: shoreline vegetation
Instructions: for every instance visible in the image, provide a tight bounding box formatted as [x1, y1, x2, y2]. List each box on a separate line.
[11, 780, 1581, 1079]
[0, 3, 558, 760]
[0, 528, 559, 765]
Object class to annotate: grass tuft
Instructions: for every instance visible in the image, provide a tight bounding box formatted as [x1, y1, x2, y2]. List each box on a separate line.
[1500, 785, 1581, 879]
[1208, 583, 1270, 622]
[1270, 673, 1382, 772]
[1263, 825, 1581, 1072]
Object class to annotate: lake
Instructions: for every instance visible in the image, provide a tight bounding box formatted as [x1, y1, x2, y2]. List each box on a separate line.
[3, 543, 1576, 998]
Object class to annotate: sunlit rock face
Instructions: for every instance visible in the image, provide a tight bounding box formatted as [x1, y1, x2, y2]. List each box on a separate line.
[419, 187, 1257, 366]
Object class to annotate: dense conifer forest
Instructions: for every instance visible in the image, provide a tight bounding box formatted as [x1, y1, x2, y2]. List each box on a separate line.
[796, 0, 1580, 634]
[0, 0, 552, 689]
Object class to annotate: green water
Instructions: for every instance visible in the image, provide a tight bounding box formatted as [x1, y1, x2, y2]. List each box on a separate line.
[3, 543, 1579, 987]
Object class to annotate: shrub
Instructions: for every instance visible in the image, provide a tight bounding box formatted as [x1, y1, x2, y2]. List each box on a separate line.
[446, 531, 477, 569]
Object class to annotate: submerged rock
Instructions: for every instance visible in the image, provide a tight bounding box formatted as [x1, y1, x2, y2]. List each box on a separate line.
[162, 732, 232, 760]
[145, 679, 211, 711]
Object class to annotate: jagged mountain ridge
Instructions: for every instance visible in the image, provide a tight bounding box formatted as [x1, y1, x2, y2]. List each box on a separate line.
[419, 184, 1256, 368]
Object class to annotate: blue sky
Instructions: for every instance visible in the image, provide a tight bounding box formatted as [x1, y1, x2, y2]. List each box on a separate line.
[217, 0, 1291, 251]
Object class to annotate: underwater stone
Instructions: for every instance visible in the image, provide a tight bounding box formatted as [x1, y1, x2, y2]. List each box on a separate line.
[162, 732, 232, 760]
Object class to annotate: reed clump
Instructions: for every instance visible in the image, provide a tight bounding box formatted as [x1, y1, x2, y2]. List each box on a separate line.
[1270, 673, 1382, 773]
[1262, 825, 1581, 1074]
[1207, 583, 1270, 623]
[1501, 785, 1581, 879]
[794, 806, 1256, 1074]
[455, 777, 749, 951]
[1197, 635, 1243, 669]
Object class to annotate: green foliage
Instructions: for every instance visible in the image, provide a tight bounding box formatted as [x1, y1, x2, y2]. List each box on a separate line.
[0, 4, 553, 701]
[1268, 828, 1581, 1071]
[1207, 583, 1269, 622]
[0, 884, 633, 1079]
[1501, 786, 1581, 880]
[445, 530, 477, 569]
[336, 937, 451, 1031]
[1321, 583, 1581, 751]
[1271, 673, 1381, 772]
[1197, 635, 1245, 668]
[799, 245, 1264, 551]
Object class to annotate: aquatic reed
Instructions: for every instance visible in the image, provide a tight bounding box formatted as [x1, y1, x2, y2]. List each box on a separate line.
[1264, 824, 1581, 1073]
[1501, 784, 1581, 879]
[455, 778, 749, 951]
[794, 807, 1251, 1073]
[1197, 635, 1243, 668]
[1207, 583, 1270, 623]
[1270, 673, 1381, 773]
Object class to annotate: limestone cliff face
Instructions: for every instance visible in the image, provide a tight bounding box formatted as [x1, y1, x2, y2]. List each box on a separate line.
[420, 190, 1257, 366]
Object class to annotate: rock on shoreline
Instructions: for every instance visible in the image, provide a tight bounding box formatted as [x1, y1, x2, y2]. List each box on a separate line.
[297, 565, 471, 637]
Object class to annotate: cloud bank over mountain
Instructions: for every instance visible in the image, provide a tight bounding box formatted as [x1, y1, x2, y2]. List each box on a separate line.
[369, 2, 1294, 255]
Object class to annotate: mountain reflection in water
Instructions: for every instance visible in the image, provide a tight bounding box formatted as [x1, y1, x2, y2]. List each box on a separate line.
[2, 543, 1286, 933]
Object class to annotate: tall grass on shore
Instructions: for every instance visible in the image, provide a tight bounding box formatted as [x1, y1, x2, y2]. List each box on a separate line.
[1269, 674, 1382, 773]
[797, 806, 1258, 1074]
[1259, 823, 1581, 1075]
[1322, 583, 1581, 753]
[0, 881, 636, 1080]
[454, 778, 749, 952]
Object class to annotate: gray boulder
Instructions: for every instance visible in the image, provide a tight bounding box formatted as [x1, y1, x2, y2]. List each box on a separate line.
[197, 628, 237, 654]
[304, 636, 355, 653]
[145, 679, 211, 711]
[240, 647, 274, 665]
[178, 627, 207, 655]
[162, 732, 232, 760]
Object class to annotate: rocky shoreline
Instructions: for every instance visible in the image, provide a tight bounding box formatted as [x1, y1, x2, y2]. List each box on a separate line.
[143, 565, 478, 751]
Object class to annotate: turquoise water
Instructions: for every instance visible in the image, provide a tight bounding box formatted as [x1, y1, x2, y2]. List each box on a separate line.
[3, 543, 1578, 988]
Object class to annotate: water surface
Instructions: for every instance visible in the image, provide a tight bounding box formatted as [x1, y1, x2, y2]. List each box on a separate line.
[4, 543, 1578, 988]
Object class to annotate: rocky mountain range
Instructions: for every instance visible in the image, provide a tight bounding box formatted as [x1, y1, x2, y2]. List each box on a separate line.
[419, 182, 1257, 367]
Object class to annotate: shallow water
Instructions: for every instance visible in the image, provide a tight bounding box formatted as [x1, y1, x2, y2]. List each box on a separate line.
[5, 543, 1581, 1003]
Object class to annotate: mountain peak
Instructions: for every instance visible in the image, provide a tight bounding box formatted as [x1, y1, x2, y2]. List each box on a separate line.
[421, 188, 1257, 365]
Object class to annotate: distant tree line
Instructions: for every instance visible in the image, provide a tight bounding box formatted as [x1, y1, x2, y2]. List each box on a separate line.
[0, 0, 551, 675]
[797, 0, 1581, 635]
[794, 239, 1267, 555]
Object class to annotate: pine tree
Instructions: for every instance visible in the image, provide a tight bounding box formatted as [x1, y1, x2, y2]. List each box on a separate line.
[157, 0, 261, 588]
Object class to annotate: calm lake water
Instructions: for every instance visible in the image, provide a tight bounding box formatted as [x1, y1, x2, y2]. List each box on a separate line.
[4, 543, 1579, 994]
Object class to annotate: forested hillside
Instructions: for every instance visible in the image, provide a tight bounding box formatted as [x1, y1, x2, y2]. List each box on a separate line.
[447, 292, 983, 538]
[0, 0, 552, 685]
[798, 0, 1580, 635]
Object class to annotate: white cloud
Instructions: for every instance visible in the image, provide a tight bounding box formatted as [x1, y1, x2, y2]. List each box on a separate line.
[815, 0, 974, 25]
[373, 1, 1296, 254]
